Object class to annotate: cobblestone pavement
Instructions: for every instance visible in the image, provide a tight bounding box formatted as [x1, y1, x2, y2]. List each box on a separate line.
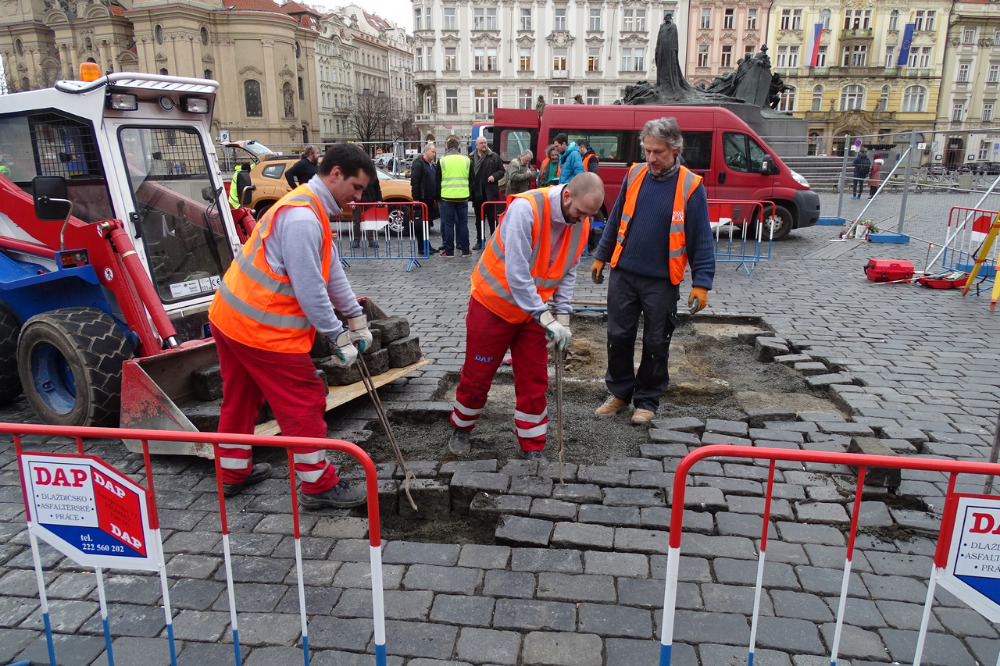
[2, 191, 1000, 665]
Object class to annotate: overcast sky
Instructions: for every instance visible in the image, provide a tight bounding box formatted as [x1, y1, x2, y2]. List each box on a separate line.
[311, 1, 413, 32]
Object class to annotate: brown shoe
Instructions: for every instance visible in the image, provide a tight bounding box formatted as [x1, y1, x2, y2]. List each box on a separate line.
[631, 409, 655, 424]
[595, 395, 628, 416]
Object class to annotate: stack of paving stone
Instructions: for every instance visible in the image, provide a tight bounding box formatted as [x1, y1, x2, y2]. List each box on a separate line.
[754, 333, 859, 389]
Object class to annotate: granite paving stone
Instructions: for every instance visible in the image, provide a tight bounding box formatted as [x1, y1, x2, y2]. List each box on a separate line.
[672, 609, 749, 645]
[699, 582, 774, 615]
[458, 544, 511, 569]
[577, 602, 652, 638]
[382, 541, 460, 566]
[510, 548, 583, 573]
[382, 620, 459, 660]
[495, 515, 553, 547]
[15, 633, 106, 666]
[583, 551, 649, 578]
[521, 631, 603, 666]
[334, 588, 433, 620]
[874, 600, 940, 631]
[492, 598, 576, 632]
[529, 498, 579, 521]
[795, 501, 850, 524]
[649, 417, 703, 432]
[880, 629, 977, 665]
[603, 487, 664, 507]
[700, 644, 793, 666]
[429, 594, 496, 627]
[305, 616, 375, 651]
[713, 557, 799, 589]
[536, 572, 617, 602]
[333, 562, 405, 590]
[482, 569, 536, 598]
[550, 483, 603, 503]
[402, 565, 482, 595]
[771, 590, 835, 622]
[454, 627, 521, 664]
[551, 522, 614, 550]
[509, 475, 554, 497]
[470, 492, 532, 517]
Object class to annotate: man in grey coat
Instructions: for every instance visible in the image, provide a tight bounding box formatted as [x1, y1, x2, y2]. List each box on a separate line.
[504, 150, 537, 196]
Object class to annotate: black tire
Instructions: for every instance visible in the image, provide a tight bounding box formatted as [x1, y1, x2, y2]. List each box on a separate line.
[385, 201, 411, 234]
[0, 308, 22, 404]
[757, 204, 793, 241]
[17, 307, 132, 427]
[254, 201, 275, 219]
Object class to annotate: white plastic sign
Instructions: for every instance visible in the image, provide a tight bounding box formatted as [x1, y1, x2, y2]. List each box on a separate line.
[20, 454, 158, 571]
[939, 495, 1000, 622]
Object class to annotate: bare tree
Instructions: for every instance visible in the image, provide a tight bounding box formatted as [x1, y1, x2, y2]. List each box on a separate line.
[349, 91, 394, 144]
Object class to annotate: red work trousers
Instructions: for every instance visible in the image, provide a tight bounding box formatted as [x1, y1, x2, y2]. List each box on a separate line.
[210, 323, 339, 494]
[450, 296, 549, 452]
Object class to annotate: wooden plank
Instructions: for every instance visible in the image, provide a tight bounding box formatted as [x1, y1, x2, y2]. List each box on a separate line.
[253, 358, 432, 437]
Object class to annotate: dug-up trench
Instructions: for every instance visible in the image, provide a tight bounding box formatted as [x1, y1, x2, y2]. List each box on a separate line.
[340, 314, 847, 544]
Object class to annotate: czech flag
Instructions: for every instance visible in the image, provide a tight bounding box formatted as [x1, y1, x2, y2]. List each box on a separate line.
[808, 23, 823, 66]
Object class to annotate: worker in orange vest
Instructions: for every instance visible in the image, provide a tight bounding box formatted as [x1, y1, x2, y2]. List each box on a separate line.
[208, 144, 375, 509]
[538, 145, 561, 186]
[576, 138, 600, 175]
[447, 172, 604, 459]
[590, 118, 715, 424]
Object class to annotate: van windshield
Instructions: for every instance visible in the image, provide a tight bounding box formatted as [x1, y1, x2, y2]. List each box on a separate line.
[723, 132, 769, 173]
[118, 126, 233, 304]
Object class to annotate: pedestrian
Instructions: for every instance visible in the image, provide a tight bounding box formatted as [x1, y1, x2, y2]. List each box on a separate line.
[352, 168, 383, 248]
[447, 173, 605, 459]
[284, 146, 319, 188]
[554, 133, 584, 184]
[228, 162, 253, 208]
[868, 153, 884, 198]
[409, 142, 439, 255]
[590, 117, 715, 424]
[576, 139, 600, 175]
[207, 143, 374, 509]
[470, 135, 505, 250]
[436, 137, 472, 257]
[504, 149, 537, 196]
[852, 148, 871, 199]
[539, 145, 560, 186]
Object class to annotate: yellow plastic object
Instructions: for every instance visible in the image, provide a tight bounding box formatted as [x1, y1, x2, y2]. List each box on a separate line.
[79, 62, 101, 82]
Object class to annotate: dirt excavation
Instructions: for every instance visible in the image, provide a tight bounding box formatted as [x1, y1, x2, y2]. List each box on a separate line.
[357, 313, 842, 469]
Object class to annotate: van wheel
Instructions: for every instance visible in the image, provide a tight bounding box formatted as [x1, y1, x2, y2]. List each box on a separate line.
[758, 205, 793, 241]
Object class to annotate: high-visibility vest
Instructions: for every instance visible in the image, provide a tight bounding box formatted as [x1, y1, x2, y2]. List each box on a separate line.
[439, 153, 471, 200]
[228, 174, 241, 207]
[208, 185, 331, 353]
[470, 187, 589, 324]
[609, 164, 701, 285]
[582, 153, 598, 173]
[540, 158, 560, 184]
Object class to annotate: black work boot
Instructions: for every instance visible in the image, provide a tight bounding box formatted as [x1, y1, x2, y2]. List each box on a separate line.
[448, 428, 471, 456]
[299, 480, 367, 509]
[222, 463, 272, 497]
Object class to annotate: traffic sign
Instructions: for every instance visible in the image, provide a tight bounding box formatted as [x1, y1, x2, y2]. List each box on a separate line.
[20, 454, 158, 571]
[376, 148, 383, 156]
[939, 495, 1000, 622]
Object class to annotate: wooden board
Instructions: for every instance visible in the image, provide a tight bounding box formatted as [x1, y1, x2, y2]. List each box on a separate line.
[253, 358, 432, 437]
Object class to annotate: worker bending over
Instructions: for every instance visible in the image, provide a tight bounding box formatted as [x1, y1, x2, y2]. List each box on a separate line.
[448, 172, 604, 459]
[208, 144, 375, 509]
[591, 117, 716, 424]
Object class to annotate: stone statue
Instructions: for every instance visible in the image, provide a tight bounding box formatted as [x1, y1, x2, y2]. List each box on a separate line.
[573, 94, 584, 104]
[536, 95, 546, 118]
[655, 13, 689, 93]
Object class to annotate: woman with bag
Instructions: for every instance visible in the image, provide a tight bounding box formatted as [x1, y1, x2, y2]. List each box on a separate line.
[868, 153, 884, 199]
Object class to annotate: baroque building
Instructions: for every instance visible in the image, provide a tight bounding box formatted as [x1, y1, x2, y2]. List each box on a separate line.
[410, 0, 685, 144]
[685, 0, 770, 89]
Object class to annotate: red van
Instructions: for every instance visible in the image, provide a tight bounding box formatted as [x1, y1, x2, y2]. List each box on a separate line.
[493, 105, 820, 240]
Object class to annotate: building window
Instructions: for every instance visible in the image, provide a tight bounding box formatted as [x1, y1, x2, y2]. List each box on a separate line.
[446, 88, 458, 114]
[812, 85, 823, 111]
[416, 47, 424, 71]
[777, 87, 795, 112]
[520, 8, 531, 31]
[964, 29, 977, 45]
[623, 9, 636, 31]
[621, 47, 645, 72]
[788, 46, 800, 67]
[700, 8, 711, 30]
[781, 9, 791, 31]
[879, 85, 890, 111]
[474, 47, 485, 71]
[488, 89, 498, 114]
[424, 7, 432, 29]
[953, 102, 965, 121]
[635, 9, 646, 31]
[486, 8, 497, 30]
[776, 46, 787, 68]
[588, 47, 601, 72]
[204, 69, 213, 80]
[553, 48, 567, 71]
[984, 104, 995, 123]
[885, 47, 895, 68]
[721, 45, 733, 68]
[724, 8, 734, 29]
[959, 63, 971, 83]
[298, 76, 304, 100]
[473, 8, 484, 30]
[414, 9, 421, 31]
[474, 89, 487, 113]
[901, 85, 925, 112]
[159, 67, 169, 76]
[889, 10, 899, 31]
[919, 47, 931, 68]
[155, 24, 163, 45]
[552, 88, 567, 104]
[926, 11, 936, 31]
[487, 47, 497, 71]
[842, 44, 867, 67]
[444, 7, 456, 30]
[200, 27, 209, 45]
[914, 10, 935, 31]
[745, 45, 755, 60]
[554, 8, 567, 31]
[586, 88, 600, 104]
[519, 88, 532, 109]
[589, 9, 601, 31]
[792, 9, 803, 30]
[995, 30, 1000, 43]
[519, 48, 532, 71]
[747, 9, 758, 30]
[989, 64, 999, 83]
[844, 10, 869, 30]
[698, 45, 710, 67]
[820, 9, 830, 30]
[840, 84, 864, 110]
[445, 47, 457, 71]
[282, 82, 294, 117]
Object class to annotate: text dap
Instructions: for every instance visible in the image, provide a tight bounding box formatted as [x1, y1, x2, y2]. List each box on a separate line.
[970, 511, 1000, 535]
[34, 465, 88, 488]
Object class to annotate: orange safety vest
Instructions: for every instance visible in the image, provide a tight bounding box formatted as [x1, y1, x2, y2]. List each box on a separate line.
[609, 163, 701, 285]
[540, 157, 561, 183]
[582, 153, 598, 172]
[471, 187, 589, 324]
[208, 185, 331, 353]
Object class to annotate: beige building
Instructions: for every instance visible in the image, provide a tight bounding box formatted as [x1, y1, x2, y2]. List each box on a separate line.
[685, 0, 770, 88]
[0, 0, 323, 147]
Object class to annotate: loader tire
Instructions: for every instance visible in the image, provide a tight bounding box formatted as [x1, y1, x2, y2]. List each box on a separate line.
[17, 307, 132, 427]
[0, 308, 22, 404]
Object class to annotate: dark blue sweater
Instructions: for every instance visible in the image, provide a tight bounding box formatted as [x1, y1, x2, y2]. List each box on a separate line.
[594, 169, 715, 290]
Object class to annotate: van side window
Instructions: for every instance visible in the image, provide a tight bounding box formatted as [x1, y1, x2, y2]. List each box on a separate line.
[262, 164, 286, 179]
[680, 131, 712, 171]
[553, 129, 628, 163]
[500, 129, 533, 161]
[723, 132, 768, 173]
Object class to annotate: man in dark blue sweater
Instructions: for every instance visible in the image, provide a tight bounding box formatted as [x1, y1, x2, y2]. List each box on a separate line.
[590, 117, 715, 424]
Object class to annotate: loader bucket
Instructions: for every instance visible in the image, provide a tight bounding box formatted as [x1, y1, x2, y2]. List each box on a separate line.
[119, 339, 220, 458]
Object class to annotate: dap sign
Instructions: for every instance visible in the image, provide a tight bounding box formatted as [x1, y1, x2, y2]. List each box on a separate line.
[19, 454, 158, 571]
[939, 495, 1000, 622]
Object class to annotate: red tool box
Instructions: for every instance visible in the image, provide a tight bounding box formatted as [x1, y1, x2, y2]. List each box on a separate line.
[864, 259, 915, 282]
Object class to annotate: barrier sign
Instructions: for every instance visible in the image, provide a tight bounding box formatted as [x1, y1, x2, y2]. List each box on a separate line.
[939, 495, 1000, 622]
[20, 454, 157, 571]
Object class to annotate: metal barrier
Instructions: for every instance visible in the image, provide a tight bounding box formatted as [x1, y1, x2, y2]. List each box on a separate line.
[659, 444, 1000, 666]
[478, 200, 508, 250]
[707, 200, 772, 274]
[939, 206, 998, 294]
[6, 423, 388, 666]
[333, 201, 430, 271]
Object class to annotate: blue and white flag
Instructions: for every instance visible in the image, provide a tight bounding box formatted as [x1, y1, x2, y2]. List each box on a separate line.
[897, 23, 916, 66]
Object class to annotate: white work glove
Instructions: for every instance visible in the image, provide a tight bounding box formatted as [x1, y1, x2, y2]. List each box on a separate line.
[555, 313, 570, 327]
[347, 314, 373, 352]
[330, 330, 358, 367]
[539, 311, 571, 351]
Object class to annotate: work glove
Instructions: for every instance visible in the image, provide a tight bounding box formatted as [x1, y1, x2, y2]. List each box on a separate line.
[347, 315, 373, 352]
[539, 311, 571, 351]
[591, 259, 605, 284]
[688, 286, 709, 313]
[330, 330, 359, 367]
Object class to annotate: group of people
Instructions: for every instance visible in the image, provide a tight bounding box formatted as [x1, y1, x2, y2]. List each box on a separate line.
[213, 117, 716, 509]
[851, 147, 884, 199]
